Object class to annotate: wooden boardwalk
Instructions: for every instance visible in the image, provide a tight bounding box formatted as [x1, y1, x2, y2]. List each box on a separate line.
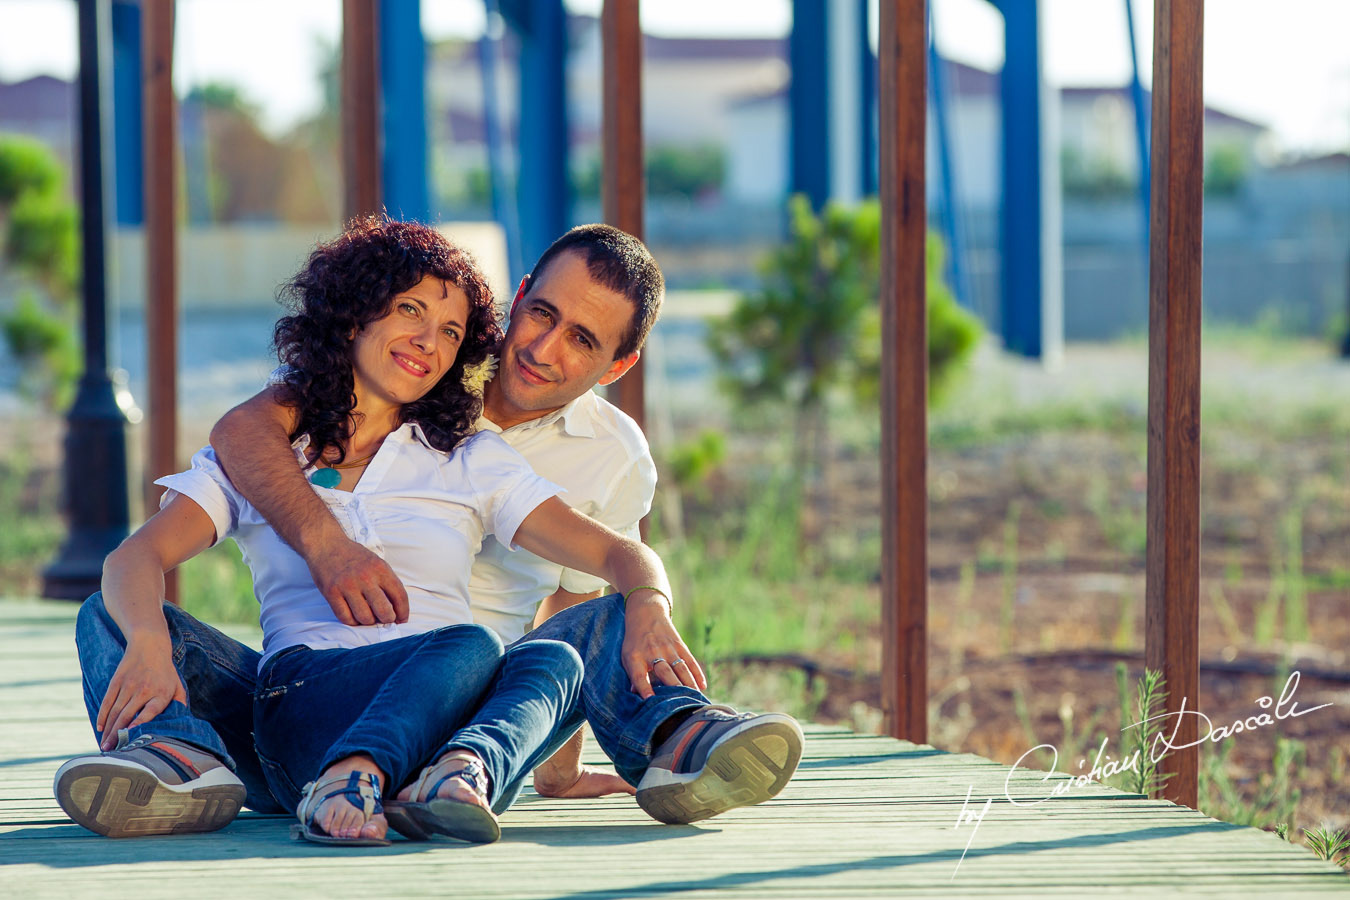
[1, 600, 1344, 898]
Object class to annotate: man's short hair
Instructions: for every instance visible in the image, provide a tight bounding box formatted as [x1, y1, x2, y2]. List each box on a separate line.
[528, 224, 664, 359]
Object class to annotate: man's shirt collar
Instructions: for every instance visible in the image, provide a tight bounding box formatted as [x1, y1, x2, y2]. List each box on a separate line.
[479, 389, 598, 439]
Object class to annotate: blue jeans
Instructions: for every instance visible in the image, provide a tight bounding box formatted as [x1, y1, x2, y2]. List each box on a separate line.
[74, 591, 710, 814]
[252, 626, 583, 816]
[515, 593, 710, 787]
[74, 592, 284, 813]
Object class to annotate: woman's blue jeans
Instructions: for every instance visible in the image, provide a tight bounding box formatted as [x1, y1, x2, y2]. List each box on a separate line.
[252, 626, 582, 815]
[74, 592, 283, 813]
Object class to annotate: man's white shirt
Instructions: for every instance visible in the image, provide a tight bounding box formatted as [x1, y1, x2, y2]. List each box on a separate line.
[470, 388, 657, 642]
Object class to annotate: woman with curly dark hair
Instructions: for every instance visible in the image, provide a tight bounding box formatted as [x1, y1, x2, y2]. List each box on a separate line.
[271, 215, 502, 463]
[56, 217, 683, 848]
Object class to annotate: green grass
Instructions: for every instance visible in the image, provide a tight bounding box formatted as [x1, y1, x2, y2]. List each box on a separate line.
[1200, 736, 1306, 829]
[1086, 471, 1147, 559]
[999, 500, 1021, 653]
[654, 469, 875, 665]
[1302, 826, 1350, 867]
[0, 452, 64, 593]
[176, 541, 260, 625]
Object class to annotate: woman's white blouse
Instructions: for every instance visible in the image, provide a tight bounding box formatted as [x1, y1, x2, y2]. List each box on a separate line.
[155, 423, 562, 669]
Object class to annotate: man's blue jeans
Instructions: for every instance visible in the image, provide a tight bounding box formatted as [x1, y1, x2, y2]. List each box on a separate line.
[515, 593, 710, 788]
[252, 626, 582, 815]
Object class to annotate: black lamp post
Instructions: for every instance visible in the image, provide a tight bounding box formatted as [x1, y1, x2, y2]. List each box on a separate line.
[42, 0, 132, 601]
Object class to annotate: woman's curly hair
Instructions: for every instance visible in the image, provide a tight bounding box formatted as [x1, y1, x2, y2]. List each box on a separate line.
[272, 215, 503, 462]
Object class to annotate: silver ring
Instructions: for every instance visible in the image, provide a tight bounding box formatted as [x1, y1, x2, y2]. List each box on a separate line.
[671, 658, 685, 667]
[648, 657, 666, 668]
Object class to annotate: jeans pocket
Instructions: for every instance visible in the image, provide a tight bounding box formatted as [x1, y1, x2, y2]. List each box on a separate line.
[256, 645, 309, 696]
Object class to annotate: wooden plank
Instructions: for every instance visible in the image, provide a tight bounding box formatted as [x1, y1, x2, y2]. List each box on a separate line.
[4, 602, 1348, 895]
[142, 0, 178, 605]
[877, 0, 928, 742]
[1144, 0, 1204, 809]
[601, 0, 647, 433]
[341, 0, 381, 220]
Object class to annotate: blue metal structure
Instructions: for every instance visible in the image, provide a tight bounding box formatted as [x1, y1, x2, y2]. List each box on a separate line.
[927, 20, 973, 311]
[499, 0, 570, 272]
[379, 0, 430, 222]
[478, 1, 524, 280]
[1124, 0, 1151, 250]
[110, 0, 140, 225]
[789, 0, 831, 211]
[995, 0, 1047, 358]
[860, 0, 878, 197]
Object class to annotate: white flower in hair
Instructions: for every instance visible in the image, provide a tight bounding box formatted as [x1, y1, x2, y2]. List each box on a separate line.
[460, 354, 498, 398]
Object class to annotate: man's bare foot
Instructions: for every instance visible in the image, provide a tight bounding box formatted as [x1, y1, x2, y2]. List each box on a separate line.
[534, 765, 636, 799]
[310, 755, 389, 841]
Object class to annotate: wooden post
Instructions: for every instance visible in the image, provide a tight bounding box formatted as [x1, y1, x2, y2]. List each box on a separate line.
[142, 0, 178, 604]
[342, 0, 381, 220]
[601, 0, 646, 433]
[878, 0, 928, 743]
[1145, 0, 1203, 809]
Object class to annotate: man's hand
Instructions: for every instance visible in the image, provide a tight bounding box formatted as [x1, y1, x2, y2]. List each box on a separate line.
[210, 388, 409, 626]
[621, 593, 707, 699]
[309, 538, 410, 627]
[95, 637, 186, 750]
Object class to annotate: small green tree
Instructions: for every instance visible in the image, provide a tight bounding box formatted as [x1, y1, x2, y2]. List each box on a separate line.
[1204, 144, 1248, 197]
[0, 136, 81, 409]
[0, 138, 64, 206]
[708, 194, 981, 475]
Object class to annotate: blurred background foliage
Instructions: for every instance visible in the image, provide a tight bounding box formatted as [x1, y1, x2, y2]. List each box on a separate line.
[0, 136, 80, 410]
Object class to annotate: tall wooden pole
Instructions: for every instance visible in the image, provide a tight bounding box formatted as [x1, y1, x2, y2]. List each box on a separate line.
[1145, 0, 1203, 809]
[342, 0, 381, 220]
[601, 0, 646, 433]
[143, 0, 178, 604]
[878, 0, 928, 743]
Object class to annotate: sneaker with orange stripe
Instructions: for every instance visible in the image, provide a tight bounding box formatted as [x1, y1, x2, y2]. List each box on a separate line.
[635, 705, 804, 824]
[54, 732, 245, 837]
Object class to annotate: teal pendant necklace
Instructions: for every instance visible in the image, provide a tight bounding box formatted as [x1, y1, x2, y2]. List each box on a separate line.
[308, 447, 378, 489]
[308, 468, 342, 488]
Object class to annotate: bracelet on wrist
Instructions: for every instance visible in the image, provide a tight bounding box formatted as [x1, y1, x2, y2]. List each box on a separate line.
[623, 585, 672, 615]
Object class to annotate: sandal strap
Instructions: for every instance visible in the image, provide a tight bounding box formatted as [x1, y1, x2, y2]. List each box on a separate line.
[297, 771, 383, 829]
[406, 753, 489, 805]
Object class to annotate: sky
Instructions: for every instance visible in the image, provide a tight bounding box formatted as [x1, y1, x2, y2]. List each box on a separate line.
[1, 0, 1347, 156]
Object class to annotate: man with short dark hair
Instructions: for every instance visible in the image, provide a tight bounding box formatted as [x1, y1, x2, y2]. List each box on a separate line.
[208, 224, 803, 824]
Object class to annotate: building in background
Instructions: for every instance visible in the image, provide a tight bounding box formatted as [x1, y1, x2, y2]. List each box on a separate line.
[2, 16, 1345, 340]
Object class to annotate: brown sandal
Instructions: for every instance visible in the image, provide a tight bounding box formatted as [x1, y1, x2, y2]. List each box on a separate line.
[385, 752, 500, 844]
[292, 770, 391, 847]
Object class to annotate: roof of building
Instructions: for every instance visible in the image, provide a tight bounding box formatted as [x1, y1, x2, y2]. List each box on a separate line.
[0, 75, 73, 123]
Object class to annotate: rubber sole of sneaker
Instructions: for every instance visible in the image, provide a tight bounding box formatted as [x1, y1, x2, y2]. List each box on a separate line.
[54, 759, 245, 838]
[636, 719, 804, 824]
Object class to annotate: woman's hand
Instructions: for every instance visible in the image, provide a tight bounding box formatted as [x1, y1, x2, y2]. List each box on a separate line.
[95, 636, 187, 750]
[621, 593, 707, 699]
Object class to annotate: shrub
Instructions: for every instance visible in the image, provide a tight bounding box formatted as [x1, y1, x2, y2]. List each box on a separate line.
[0, 136, 64, 207]
[0, 135, 81, 410]
[707, 194, 981, 473]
